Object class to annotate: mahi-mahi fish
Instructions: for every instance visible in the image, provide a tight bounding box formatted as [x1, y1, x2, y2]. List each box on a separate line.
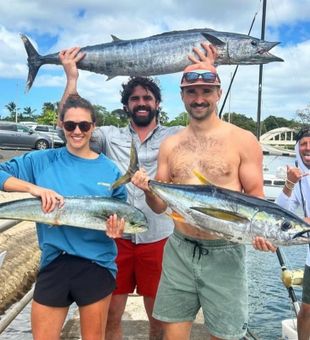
[21, 28, 283, 92]
[0, 196, 147, 234]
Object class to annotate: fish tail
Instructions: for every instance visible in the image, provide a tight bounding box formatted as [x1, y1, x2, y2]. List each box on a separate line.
[20, 34, 44, 92]
[111, 140, 139, 189]
[111, 173, 133, 189]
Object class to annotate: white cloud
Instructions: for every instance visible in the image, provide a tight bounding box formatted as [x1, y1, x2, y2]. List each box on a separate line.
[0, 0, 309, 121]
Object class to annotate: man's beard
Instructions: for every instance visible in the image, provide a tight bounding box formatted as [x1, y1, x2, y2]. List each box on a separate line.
[130, 106, 157, 127]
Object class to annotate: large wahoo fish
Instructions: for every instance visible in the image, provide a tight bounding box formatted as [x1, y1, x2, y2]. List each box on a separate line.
[147, 181, 310, 246]
[0, 196, 147, 234]
[21, 28, 283, 91]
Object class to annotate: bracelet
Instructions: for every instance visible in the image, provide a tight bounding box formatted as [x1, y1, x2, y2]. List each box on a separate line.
[284, 180, 295, 191]
[286, 178, 295, 186]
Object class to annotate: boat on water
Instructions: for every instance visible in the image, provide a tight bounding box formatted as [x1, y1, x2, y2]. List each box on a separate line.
[264, 172, 285, 201]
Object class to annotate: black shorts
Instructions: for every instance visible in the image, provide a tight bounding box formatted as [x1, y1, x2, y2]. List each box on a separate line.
[33, 253, 116, 307]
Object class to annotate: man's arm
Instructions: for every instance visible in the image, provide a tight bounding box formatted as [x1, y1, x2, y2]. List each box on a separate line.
[276, 166, 301, 212]
[238, 131, 277, 252]
[238, 130, 264, 197]
[131, 139, 172, 214]
[57, 47, 86, 125]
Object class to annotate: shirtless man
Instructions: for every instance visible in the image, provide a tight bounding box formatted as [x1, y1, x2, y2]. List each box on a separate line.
[132, 52, 275, 339]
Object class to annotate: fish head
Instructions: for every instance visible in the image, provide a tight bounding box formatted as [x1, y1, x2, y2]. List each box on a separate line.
[281, 219, 310, 243]
[221, 34, 283, 65]
[254, 206, 310, 244]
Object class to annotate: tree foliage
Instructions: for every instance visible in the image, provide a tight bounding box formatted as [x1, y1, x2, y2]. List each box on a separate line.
[2, 100, 309, 135]
[36, 102, 58, 126]
[296, 103, 310, 124]
[37, 109, 57, 125]
[260, 115, 299, 134]
[159, 110, 169, 125]
[166, 111, 189, 126]
[222, 112, 256, 134]
[4, 102, 20, 121]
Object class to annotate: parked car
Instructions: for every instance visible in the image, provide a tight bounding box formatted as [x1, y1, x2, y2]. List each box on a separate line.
[32, 125, 65, 147]
[0, 121, 57, 150]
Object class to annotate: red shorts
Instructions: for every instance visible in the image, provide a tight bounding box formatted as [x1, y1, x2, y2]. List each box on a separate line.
[113, 238, 168, 298]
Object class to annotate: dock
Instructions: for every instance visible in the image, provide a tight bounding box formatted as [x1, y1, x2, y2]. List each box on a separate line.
[61, 299, 210, 340]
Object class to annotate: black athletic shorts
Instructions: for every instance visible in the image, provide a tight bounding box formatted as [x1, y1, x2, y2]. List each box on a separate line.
[33, 253, 116, 307]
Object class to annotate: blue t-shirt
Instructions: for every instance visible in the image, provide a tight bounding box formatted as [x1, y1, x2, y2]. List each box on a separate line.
[0, 147, 127, 276]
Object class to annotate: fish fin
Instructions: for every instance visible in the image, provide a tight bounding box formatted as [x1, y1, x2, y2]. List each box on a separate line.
[166, 211, 186, 223]
[111, 34, 123, 42]
[106, 76, 115, 81]
[191, 207, 249, 223]
[192, 169, 211, 185]
[126, 223, 148, 233]
[20, 34, 44, 92]
[111, 140, 139, 189]
[202, 33, 225, 46]
[111, 173, 132, 189]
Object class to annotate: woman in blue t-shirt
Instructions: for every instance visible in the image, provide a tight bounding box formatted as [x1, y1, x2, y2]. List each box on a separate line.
[0, 94, 126, 340]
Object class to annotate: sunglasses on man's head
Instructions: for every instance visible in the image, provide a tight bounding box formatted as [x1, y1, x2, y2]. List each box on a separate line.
[63, 121, 93, 132]
[182, 71, 220, 84]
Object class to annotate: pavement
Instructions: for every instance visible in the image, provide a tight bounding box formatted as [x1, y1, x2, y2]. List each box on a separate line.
[0, 149, 29, 162]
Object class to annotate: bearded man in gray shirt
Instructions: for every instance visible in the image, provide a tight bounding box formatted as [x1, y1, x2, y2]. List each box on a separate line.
[57, 48, 183, 340]
[57, 43, 218, 340]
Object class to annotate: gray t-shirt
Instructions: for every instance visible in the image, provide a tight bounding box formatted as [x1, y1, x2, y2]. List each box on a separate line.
[59, 123, 181, 243]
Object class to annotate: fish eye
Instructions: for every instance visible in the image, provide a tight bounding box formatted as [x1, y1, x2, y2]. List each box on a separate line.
[251, 40, 258, 47]
[281, 220, 292, 231]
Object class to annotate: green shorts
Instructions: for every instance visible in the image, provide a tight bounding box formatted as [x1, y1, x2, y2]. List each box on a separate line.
[153, 230, 248, 339]
[302, 264, 310, 304]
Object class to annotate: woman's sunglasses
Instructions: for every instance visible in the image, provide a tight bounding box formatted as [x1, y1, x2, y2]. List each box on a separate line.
[63, 121, 93, 132]
[182, 71, 220, 83]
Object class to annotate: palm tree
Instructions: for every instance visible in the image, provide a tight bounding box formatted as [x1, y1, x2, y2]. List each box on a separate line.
[5, 102, 20, 122]
[23, 106, 37, 119]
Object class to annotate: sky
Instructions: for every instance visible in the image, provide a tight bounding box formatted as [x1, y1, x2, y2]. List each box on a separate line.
[0, 0, 309, 122]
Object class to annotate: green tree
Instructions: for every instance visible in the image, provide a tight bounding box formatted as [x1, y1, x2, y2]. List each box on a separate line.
[166, 111, 188, 126]
[296, 104, 310, 124]
[222, 112, 256, 134]
[159, 110, 169, 125]
[93, 105, 109, 126]
[36, 102, 58, 126]
[261, 115, 298, 134]
[111, 109, 128, 127]
[37, 109, 56, 125]
[22, 107, 37, 120]
[42, 102, 57, 112]
[4, 102, 20, 121]
[93, 105, 129, 127]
